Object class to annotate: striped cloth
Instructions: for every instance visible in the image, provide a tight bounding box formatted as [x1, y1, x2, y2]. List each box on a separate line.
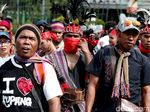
[111, 51, 131, 99]
[45, 50, 85, 112]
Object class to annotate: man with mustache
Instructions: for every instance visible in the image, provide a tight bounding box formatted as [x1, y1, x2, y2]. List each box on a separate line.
[0, 24, 62, 112]
[86, 15, 150, 112]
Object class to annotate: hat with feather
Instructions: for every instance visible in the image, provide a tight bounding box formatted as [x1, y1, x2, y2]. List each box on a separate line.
[50, 0, 91, 35]
[137, 8, 150, 34]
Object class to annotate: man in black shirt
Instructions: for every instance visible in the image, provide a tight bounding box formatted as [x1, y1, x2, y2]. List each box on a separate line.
[86, 15, 150, 112]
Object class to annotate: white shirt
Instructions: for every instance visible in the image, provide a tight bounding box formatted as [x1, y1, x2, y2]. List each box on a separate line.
[0, 55, 14, 67]
[93, 35, 109, 54]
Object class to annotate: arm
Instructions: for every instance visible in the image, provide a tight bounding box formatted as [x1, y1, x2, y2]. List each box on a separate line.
[48, 96, 61, 112]
[43, 63, 63, 112]
[78, 38, 93, 65]
[142, 85, 150, 112]
[85, 74, 99, 112]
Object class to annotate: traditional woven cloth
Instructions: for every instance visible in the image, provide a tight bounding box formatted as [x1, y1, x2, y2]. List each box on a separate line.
[111, 51, 131, 99]
[45, 50, 85, 112]
[15, 53, 51, 64]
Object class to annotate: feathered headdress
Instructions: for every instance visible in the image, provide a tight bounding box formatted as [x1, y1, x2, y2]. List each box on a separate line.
[137, 8, 150, 34]
[50, 0, 90, 24]
[50, 0, 90, 35]
[0, 4, 7, 20]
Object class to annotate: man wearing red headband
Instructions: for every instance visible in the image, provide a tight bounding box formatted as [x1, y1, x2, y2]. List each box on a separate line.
[50, 21, 65, 50]
[139, 22, 150, 60]
[109, 29, 118, 46]
[38, 31, 56, 57]
[45, 23, 92, 112]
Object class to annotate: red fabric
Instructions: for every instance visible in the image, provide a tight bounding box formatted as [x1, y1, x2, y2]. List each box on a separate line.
[60, 82, 70, 92]
[0, 20, 11, 30]
[64, 24, 83, 36]
[41, 31, 51, 40]
[50, 32, 58, 41]
[109, 29, 117, 37]
[64, 38, 80, 53]
[140, 24, 150, 34]
[88, 39, 98, 47]
[138, 43, 150, 53]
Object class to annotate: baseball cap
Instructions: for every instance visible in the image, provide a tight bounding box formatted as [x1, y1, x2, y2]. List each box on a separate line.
[35, 19, 50, 29]
[117, 16, 141, 32]
[0, 31, 10, 40]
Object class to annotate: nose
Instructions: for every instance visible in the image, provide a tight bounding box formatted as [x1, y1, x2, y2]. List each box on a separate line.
[24, 38, 31, 44]
[128, 35, 134, 40]
[147, 37, 150, 42]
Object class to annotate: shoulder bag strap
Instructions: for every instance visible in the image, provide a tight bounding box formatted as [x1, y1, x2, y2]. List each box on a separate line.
[20, 62, 44, 112]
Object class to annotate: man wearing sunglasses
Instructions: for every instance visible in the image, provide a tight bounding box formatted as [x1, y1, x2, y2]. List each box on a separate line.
[86, 15, 150, 112]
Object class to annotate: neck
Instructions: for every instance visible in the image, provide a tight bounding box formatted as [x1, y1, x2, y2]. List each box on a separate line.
[138, 43, 150, 54]
[0, 53, 9, 58]
[117, 44, 130, 52]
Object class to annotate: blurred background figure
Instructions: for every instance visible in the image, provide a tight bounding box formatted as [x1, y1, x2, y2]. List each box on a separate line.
[50, 21, 64, 50]
[138, 21, 150, 60]
[137, 8, 150, 61]
[93, 21, 117, 54]
[39, 31, 56, 57]
[35, 19, 56, 56]
[0, 31, 13, 66]
[0, 31, 12, 58]
[0, 19, 14, 54]
[109, 29, 118, 46]
[0, 20, 10, 32]
[35, 19, 50, 33]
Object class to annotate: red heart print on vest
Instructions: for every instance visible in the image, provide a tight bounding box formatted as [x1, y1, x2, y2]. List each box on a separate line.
[17, 77, 33, 96]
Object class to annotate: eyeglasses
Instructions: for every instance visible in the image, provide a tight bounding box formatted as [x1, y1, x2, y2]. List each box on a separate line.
[0, 40, 10, 45]
[124, 20, 141, 27]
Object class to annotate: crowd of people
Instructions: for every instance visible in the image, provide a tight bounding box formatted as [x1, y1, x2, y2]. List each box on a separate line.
[0, 6, 150, 112]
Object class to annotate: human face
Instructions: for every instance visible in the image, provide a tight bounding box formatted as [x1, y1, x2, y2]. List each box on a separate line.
[0, 37, 11, 58]
[0, 26, 8, 32]
[117, 29, 139, 51]
[109, 35, 117, 46]
[52, 30, 63, 43]
[140, 33, 150, 50]
[63, 32, 80, 39]
[40, 39, 52, 51]
[15, 30, 38, 59]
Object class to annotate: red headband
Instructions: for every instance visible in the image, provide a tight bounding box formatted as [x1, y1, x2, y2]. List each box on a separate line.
[64, 24, 83, 36]
[109, 29, 117, 37]
[0, 20, 11, 30]
[140, 24, 150, 34]
[41, 31, 51, 40]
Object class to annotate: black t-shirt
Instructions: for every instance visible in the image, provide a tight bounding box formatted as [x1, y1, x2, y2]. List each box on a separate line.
[0, 58, 47, 112]
[87, 46, 150, 112]
[68, 54, 86, 89]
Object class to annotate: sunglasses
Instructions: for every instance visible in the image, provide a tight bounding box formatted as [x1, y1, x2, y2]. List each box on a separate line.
[124, 20, 141, 27]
